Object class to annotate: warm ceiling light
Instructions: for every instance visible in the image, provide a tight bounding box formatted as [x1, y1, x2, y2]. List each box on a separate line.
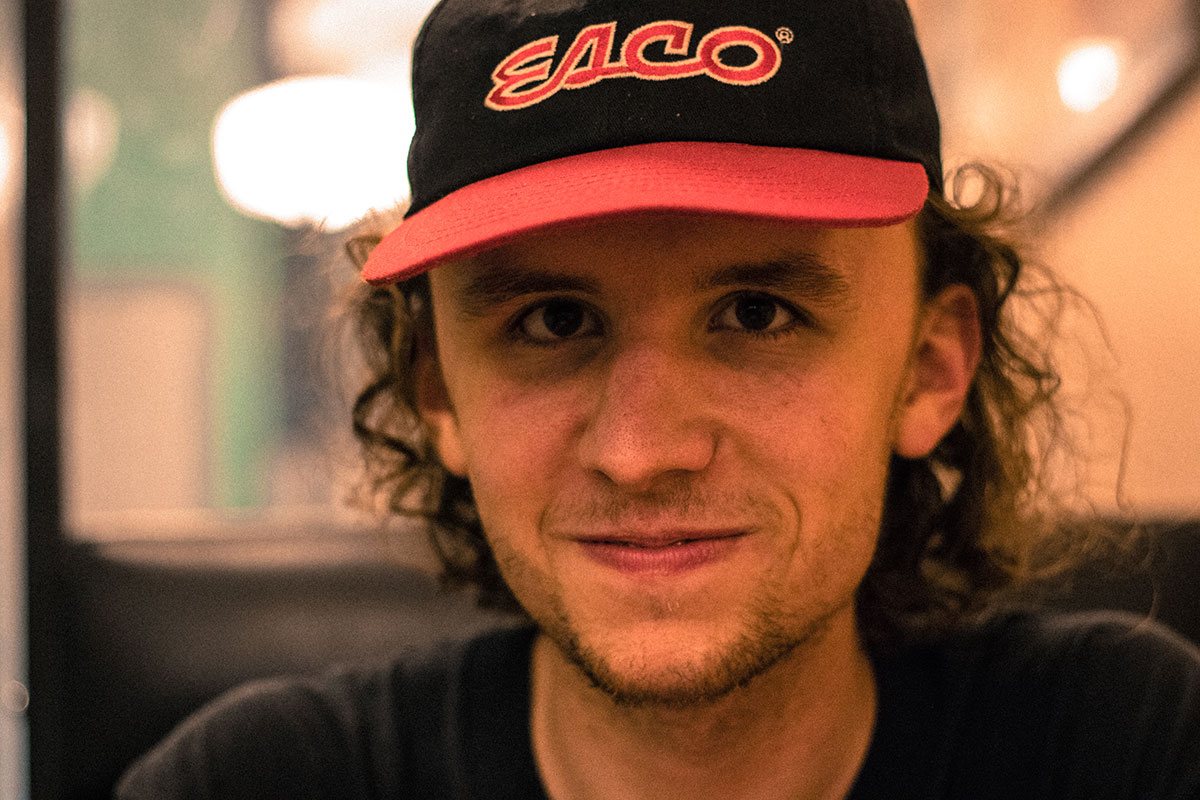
[66, 88, 121, 194]
[270, 0, 433, 77]
[211, 75, 411, 231]
[0, 99, 20, 215]
[1057, 41, 1123, 113]
[0, 116, 11, 206]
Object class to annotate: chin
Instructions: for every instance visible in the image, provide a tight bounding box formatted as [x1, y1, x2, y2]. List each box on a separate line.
[546, 604, 844, 709]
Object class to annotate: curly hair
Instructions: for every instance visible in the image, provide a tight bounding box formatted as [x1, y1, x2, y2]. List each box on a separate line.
[343, 165, 1108, 645]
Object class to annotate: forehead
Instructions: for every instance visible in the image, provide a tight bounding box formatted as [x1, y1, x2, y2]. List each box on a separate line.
[429, 214, 922, 304]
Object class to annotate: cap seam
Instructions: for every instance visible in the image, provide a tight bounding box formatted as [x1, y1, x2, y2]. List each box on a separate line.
[857, 0, 888, 160]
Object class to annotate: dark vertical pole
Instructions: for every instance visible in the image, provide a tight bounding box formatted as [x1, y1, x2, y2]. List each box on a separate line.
[22, 0, 65, 795]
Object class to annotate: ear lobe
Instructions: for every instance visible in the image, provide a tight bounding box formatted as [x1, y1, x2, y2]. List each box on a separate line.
[415, 343, 469, 477]
[893, 284, 982, 459]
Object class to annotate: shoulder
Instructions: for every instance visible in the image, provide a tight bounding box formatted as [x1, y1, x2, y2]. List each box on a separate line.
[963, 609, 1200, 715]
[864, 609, 1200, 800]
[116, 660, 413, 800]
[116, 625, 536, 800]
[984, 606, 1200, 661]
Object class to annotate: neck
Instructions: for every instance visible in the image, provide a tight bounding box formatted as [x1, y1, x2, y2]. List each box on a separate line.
[531, 606, 877, 800]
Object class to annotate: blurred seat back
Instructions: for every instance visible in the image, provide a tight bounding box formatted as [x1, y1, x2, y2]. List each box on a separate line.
[55, 521, 514, 800]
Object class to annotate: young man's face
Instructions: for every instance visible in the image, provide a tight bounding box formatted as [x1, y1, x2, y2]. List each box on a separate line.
[420, 214, 976, 704]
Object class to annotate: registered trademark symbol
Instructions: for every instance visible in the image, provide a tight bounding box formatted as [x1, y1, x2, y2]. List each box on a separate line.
[775, 27, 794, 44]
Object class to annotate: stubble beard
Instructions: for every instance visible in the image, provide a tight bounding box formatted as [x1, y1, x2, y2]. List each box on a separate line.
[540, 590, 850, 709]
[486, 483, 876, 710]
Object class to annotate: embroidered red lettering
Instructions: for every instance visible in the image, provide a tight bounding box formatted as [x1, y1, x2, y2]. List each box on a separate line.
[562, 23, 622, 88]
[485, 20, 783, 110]
[622, 21, 704, 80]
[699, 26, 781, 85]
[487, 36, 561, 109]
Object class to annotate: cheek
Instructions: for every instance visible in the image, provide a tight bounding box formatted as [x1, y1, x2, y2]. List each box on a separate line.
[449, 378, 583, 533]
[765, 387, 894, 584]
[722, 349, 902, 552]
[725, 358, 900, 471]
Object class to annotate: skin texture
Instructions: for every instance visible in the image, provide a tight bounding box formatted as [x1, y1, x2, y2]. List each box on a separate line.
[418, 214, 979, 799]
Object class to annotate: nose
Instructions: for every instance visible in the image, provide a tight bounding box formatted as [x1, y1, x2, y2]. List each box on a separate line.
[578, 343, 717, 490]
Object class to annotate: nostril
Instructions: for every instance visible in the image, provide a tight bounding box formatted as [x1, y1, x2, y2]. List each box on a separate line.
[579, 411, 717, 488]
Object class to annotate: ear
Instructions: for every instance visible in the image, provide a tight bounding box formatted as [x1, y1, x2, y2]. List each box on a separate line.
[893, 284, 982, 458]
[414, 341, 469, 477]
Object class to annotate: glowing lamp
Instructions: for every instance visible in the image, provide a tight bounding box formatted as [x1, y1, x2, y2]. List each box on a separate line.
[1057, 41, 1123, 113]
[212, 75, 412, 230]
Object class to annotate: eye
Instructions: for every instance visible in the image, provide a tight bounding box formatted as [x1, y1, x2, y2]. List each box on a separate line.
[514, 299, 601, 343]
[711, 293, 802, 335]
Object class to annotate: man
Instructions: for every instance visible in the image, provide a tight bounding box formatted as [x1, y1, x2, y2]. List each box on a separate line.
[120, 0, 1200, 797]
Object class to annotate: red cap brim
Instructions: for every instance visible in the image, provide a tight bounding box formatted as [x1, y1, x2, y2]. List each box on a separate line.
[362, 141, 929, 285]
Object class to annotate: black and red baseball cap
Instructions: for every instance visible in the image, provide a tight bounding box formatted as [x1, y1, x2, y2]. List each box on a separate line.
[362, 0, 941, 285]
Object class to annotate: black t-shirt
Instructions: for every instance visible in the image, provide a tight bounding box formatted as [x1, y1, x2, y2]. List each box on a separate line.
[117, 610, 1200, 799]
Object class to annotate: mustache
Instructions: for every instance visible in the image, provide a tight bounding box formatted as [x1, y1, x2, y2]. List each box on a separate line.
[541, 482, 782, 531]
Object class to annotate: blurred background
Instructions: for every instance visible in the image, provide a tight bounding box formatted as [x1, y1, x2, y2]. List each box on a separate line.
[4, 0, 1200, 796]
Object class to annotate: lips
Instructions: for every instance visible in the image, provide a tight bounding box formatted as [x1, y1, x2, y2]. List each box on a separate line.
[572, 530, 746, 574]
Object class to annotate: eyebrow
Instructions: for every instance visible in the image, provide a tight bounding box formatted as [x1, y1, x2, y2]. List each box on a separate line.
[695, 253, 853, 307]
[455, 260, 601, 317]
[453, 250, 854, 316]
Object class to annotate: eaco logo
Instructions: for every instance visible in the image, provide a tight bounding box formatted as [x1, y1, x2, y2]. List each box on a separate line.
[486, 20, 783, 111]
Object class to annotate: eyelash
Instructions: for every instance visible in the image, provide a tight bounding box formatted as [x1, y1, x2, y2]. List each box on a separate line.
[507, 293, 811, 345]
[507, 297, 603, 347]
[709, 292, 811, 340]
